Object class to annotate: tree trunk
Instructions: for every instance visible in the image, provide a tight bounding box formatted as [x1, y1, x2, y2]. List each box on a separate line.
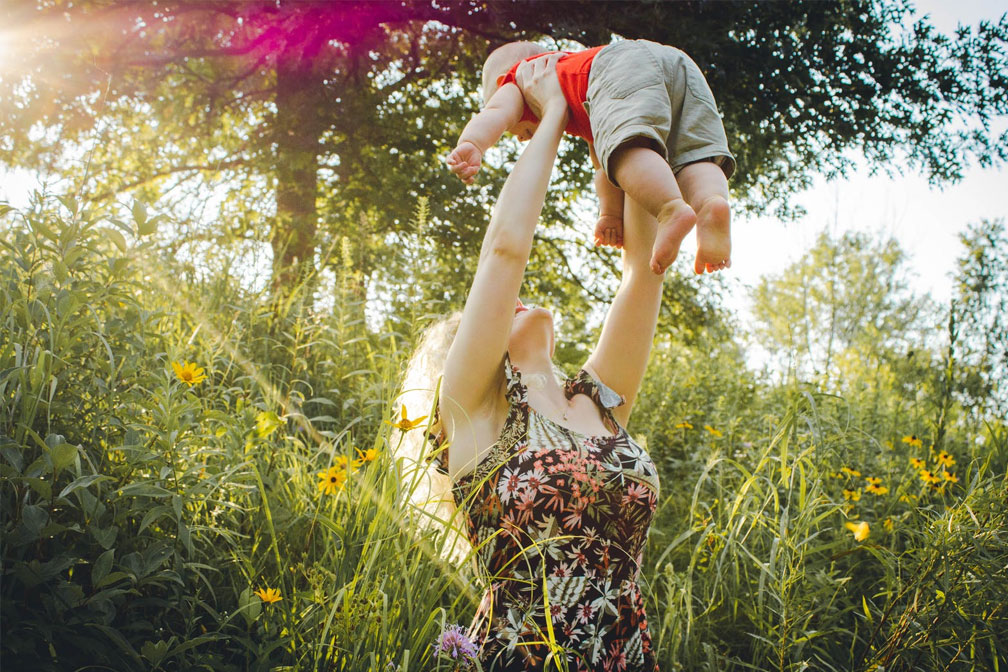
[272, 56, 324, 293]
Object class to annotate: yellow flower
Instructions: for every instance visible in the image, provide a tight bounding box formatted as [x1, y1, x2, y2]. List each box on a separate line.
[354, 446, 379, 466]
[942, 471, 958, 483]
[317, 457, 352, 495]
[675, 421, 693, 429]
[703, 424, 722, 438]
[254, 587, 282, 604]
[386, 404, 426, 431]
[901, 435, 923, 448]
[865, 476, 882, 486]
[909, 457, 925, 469]
[883, 517, 894, 531]
[172, 360, 207, 386]
[919, 469, 941, 485]
[845, 521, 870, 542]
[841, 466, 862, 478]
[842, 488, 862, 502]
[865, 483, 889, 495]
[936, 451, 955, 468]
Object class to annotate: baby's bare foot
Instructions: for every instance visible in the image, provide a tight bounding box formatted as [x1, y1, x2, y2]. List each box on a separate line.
[693, 196, 731, 274]
[650, 199, 697, 274]
[594, 213, 624, 248]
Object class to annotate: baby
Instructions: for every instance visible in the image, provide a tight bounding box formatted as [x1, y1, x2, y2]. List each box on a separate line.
[447, 40, 736, 275]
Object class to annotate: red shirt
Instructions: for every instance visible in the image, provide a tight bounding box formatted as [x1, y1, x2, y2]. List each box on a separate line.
[497, 46, 605, 142]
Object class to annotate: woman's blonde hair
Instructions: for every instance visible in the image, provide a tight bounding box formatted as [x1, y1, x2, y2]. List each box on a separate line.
[390, 312, 475, 571]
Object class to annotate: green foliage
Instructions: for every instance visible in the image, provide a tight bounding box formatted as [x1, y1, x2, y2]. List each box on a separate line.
[2, 196, 1006, 671]
[2, 0, 1006, 291]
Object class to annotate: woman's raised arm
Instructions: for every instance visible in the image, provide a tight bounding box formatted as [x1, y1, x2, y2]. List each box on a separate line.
[440, 56, 568, 461]
[584, 197, 665, 428]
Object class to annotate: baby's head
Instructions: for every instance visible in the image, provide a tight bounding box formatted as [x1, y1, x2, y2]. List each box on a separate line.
[481, 41, 547, 106]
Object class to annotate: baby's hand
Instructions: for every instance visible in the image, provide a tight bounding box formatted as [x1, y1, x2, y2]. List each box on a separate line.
[446, 141, 483, 184]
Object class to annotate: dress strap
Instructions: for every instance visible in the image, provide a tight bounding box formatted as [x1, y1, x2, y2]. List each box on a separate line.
[564, 368, 625, 434]
[502, 353, 529, 406]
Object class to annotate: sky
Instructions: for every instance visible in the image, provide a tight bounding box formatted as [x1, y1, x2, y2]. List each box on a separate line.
[1, 0, 1005, 322]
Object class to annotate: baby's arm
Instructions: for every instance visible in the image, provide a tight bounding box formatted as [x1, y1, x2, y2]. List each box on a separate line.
[590, 142, 626, 248]
[447, 83, 525, 184]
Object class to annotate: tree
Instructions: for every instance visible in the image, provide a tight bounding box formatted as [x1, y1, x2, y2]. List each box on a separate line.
[750, 230, 932, 383]
[951, 218, 1008, 417]
[1, 0, 1005, 308]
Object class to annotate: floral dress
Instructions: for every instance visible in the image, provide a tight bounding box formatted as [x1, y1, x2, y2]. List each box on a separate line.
[429, 355, 661, 671]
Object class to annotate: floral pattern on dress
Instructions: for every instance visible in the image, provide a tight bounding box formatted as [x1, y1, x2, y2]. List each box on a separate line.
[428, 355, 661, 671]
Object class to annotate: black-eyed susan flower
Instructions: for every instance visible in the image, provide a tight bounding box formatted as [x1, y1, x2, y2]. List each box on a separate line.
[703, 424, 722, 438]
[841, 466, 862, 478]
[317, 466, 346, 495]
[675, 421, 693, 429]
[866, 476, 882, 486]
[936, 451, 955, 468]
[865, 483, 889, 495]
[901, 435, 923, 448]
[842, 488, 862, 502]
[883, 517, 894, 531]
[845, 521, 870, 542]
[317, 456, 352, 495]
[172, 361, 207, 386]
[919, 469, 941, 485]
[386, 404, 426, 431]
[254, 587, 282, 604]
[942, 471, 958, 483]
[909, 457, 925, 469]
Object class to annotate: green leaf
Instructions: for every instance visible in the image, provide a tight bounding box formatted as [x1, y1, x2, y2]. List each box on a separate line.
[103, 227, 128, 253]
[255, 410, 282, 438]
[59, 474, 112, 500]
[92, 525, 119, 550]
[50, 442, 78, 472]
[131, 200, 147, 228]
[92, 549, 115, 587]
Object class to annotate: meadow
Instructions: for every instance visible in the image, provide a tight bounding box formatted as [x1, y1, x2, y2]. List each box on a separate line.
[1, 195, 1006, 672]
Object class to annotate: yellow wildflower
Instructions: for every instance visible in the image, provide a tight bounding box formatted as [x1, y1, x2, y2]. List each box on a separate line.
[675, 421, 693, 429]
[919, 469, 941, 485]
[866, 483, 889, 495]
[317, 456, 352, 495]
[909, 457, 925, 469]
[703, 424, 722, 438]
[254, 587, 282, 604]
[172, 361, 207, 387]
[845, 521, 870, 542]
[386, 404, 426, 431]
[936, 451, 955, 468]
[883, 517, 894, 531]
[865, 476, 882, 486]
[901, 435, 923, 448]
[942, 471, 958, 483]
[354, 446, 379, 466]
[841, 466, 862, 478]
[842, 488, 862, 502]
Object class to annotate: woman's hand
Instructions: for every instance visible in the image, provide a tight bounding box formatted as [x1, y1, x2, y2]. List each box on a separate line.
[514, 54, 567, 121]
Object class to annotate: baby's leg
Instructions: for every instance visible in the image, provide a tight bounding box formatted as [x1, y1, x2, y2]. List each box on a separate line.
[676, 161, 731, 274]
[610, 140, 696, 274]
[594, 168, 625, 248]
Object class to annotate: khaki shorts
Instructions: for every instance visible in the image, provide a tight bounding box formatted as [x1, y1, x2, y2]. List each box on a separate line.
[585, 39, 736, 187]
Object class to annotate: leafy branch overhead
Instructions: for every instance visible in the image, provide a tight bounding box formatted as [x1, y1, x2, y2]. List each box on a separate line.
[1, 0, 1006, 293]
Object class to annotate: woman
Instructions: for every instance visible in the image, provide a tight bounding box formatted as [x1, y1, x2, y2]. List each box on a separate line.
[399, 56, 665, 670]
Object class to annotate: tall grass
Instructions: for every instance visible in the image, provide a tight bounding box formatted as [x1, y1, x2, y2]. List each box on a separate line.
[1, 197, 1005, 671]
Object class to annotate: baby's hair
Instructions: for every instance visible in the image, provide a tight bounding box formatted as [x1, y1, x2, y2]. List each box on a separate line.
[481, 41, 548, 106]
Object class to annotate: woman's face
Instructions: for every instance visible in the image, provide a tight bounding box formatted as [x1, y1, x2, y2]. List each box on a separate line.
[509, 298, 554, 358]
